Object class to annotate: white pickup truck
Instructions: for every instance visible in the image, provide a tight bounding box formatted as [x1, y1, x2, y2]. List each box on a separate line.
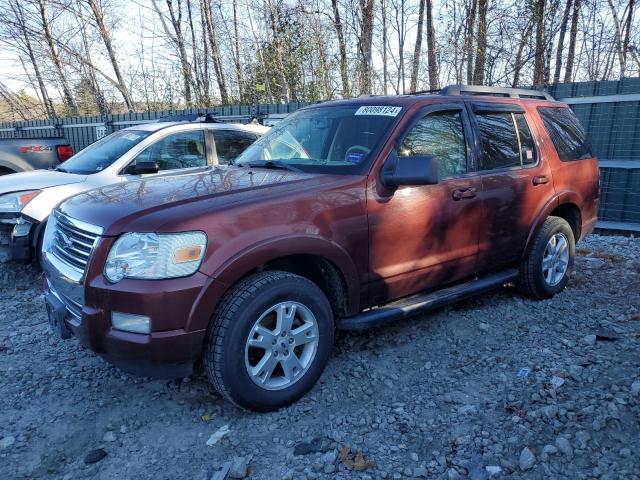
[0, 118, 268, 262]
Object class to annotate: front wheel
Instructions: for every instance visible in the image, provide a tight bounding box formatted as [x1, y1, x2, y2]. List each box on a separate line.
[203, 271, 334, 412]
[519, 216, 575, 299]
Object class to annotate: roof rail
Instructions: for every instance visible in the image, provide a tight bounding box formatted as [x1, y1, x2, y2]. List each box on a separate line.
[439, 84, 555, 101]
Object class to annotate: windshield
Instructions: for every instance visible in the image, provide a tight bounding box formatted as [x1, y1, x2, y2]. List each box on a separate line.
[58, 130, 151, 174]
[234, 105, 402, 174]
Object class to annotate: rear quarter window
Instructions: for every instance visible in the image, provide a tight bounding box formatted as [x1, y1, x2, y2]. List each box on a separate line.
[537, 107, 593, 161]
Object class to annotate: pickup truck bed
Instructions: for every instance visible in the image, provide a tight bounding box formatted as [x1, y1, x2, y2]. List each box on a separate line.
[0, 138, 73, 174]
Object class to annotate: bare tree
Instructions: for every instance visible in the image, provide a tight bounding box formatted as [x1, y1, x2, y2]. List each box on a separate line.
[564, 0, 580, 82]
[425, 0, 437, 89]
[36, 0, 77, 114]
[553, 0, 573, 83]
[472, 0, 488, 84]
[464, 0, 477, 84]
[409, 0, 425, 93]
[331, 0, 350, 97]
[532, 0, 547, 85]
[87, 0, 134, 110]
[6, 0, 56, 118]
[201, 0, 229, 104]
[358, 0, 376, 94]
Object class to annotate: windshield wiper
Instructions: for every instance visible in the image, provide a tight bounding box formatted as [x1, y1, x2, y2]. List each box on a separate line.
[238, 160, 302, 173]
[55, 166, 69, 173]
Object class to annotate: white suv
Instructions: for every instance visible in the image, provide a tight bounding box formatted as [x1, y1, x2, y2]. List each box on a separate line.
[0, 119, 269, 262]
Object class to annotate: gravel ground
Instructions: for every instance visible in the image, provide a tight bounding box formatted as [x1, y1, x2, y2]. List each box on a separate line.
[0, 234, 639, 480]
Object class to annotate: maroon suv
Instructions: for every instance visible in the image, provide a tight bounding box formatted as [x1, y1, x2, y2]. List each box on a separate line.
[42, 85, 599, 411]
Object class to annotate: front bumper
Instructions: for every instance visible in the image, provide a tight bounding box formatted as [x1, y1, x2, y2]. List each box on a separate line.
[42, 260, 211, 377]
[0, 214, 36, 262]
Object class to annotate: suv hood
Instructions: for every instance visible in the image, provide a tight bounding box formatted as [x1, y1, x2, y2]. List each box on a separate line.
[0, 169, 86, 194]
[60, 166, 341, 234]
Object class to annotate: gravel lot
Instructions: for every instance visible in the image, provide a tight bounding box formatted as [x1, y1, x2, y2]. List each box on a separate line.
[0, 234, 639, 480]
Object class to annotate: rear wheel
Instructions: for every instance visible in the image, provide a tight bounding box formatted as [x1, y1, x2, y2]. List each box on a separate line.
[203, 271, 334, 411]
[519, 216, 575, 299]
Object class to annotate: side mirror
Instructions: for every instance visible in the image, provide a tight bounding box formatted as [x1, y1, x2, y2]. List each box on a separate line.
[133, 160, 159, 175]
[381, 150, 439, 187]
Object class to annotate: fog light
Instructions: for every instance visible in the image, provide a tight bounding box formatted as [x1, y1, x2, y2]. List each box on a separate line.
[12, 221, 32, 237]
[111, 312, 151, 334]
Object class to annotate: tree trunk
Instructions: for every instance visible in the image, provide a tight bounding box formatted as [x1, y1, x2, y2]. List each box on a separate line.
[381, 0, 388, 95]
[532, 0, 546, 85]
[232, 0, 243, 100]
[472, 0, 488, 85]
[425, 0, 438, 90]
[87, 0, 134, 110]
[164, 0, 193, 105]
[358, 0, 375, 95]
[201, 0, 230, 104]
[80, 24, 107, 115]
[563, 0, 580, 82]
[553, 0, 573, 83]
[36, 0, 77, 114]
[465, 0, 477, 84]
[331, 0, 350, 97]
[409, 0, 425, 93]
[199, 0, 211, 104]
[186, 0, 206, 105]
[621, 0, 635, 77]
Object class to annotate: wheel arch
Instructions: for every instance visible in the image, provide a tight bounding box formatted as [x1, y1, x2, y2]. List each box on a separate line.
[523, 194, 583, 257]
[205, 236, 361, 318]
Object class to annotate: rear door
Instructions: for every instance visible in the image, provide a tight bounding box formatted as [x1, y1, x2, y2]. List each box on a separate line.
[468, 102, 555, 270]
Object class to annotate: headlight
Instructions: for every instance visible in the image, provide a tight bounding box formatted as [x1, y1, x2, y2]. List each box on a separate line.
[104, 231, 207, 282]
[0, 190, 40, 212]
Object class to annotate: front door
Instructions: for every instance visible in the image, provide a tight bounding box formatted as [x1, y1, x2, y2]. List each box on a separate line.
[367, 104, 482, 306]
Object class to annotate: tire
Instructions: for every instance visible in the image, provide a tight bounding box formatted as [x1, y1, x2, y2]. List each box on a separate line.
[519, 216, 575, 299]
[203, 271, 334, 412]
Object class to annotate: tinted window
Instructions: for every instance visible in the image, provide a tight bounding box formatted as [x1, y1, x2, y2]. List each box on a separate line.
[514, 114, 537, 165]
[214, 130, 257, 164]
[399, 111, 467, 178]
[538, 107, 592, 161]
[58, 130, 151, 174]
[475, 112, 521, 170]
[133, 131, 206, 171]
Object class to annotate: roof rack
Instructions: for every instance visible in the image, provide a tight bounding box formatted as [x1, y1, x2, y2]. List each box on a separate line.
[157, 112, 265, 124]
[439, 84, 554, 101]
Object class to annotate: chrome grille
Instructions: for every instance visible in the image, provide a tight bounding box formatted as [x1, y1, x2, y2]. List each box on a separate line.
[49, 211, 101, 273]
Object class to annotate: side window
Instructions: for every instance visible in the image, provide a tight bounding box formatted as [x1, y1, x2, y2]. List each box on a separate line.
[514, 113, 537, 165]
[133, 131, 206, 171]
[475, 112, 521, 170]
[398, 111, 467, 178]
[214, 130, 258, 164]
[537, 107, 592, 161]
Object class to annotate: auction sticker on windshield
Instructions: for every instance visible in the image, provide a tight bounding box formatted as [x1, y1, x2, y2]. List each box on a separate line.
[354, 106, 402, 117]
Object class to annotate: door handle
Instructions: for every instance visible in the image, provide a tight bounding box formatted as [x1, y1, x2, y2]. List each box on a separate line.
[532, 175, 550, 185]
[452, 187, 477, 200]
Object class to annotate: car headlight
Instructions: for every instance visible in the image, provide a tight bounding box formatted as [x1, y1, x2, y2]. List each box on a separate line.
[0, 190, 40, 212]
[104, 231, 207, 283]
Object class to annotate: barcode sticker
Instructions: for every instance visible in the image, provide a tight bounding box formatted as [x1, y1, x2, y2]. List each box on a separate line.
[355, 106, 402, 117]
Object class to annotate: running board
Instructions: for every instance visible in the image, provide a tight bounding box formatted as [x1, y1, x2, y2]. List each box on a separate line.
[338, 269, 519, 331]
